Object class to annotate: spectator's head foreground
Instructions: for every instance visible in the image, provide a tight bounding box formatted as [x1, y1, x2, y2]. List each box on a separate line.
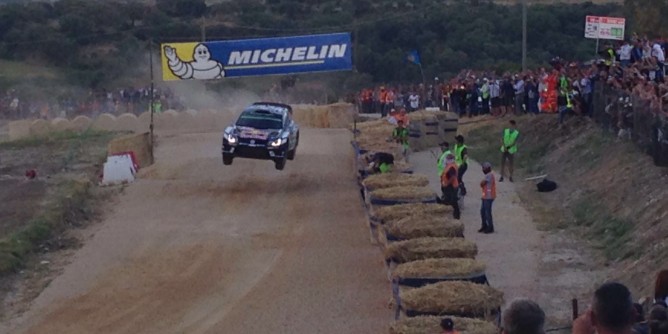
[592, 282, 635, 334]
[502, 298, 546, 334]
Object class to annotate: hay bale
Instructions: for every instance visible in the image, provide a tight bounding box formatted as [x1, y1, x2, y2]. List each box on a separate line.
[137, 112, 151, 129]
[371, 203, 451, 222]
[29, 119, 51, 137]
[91, 113, 117, 131]
[369, 186, 436, 202]
[385, 215, 464, 239]
[108, 132, 152, 168]
[392, 258, 485, 280]
[384, 237, 477, 263]
[400, 281, 503, 317]
[71, 115, 92, 131]
[362, 173, 429, 191]
[8, 120, 32, 140]
[327, 103, 355, 128]
[51, 118, 73, 132]
[175, 111, 197, 131]
[116, 113, 141, 132]
[389, 316, 498, 334]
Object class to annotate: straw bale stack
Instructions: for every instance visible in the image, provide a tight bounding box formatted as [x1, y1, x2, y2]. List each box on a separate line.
[116, 113, 141, 132]
[108, 132, 152, 168]
[29, 119, 51, 137]
[371, 203, 451, 222]
[51, 118, 73, 132]
[8, 120, 31, 140]
[71, 115, 92, 131]
[384, 237, 477, 263]
[369, 186, 436, 203]
[385, 215, 464, 239]
[392, 258, 485, 280]
[389, 316, 498, 334]
[399, 281, 503, 317]
[91, 113, 117, 131]
[362, 173, 429, 191]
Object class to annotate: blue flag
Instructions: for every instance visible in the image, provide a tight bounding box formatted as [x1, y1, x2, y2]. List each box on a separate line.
[406, 50, 421, 65]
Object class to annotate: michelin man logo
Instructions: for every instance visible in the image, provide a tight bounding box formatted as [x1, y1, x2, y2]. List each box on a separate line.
[164, 43, 225, 80]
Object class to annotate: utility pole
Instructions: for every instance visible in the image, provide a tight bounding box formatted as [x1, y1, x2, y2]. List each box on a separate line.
[522, 0, 527, 72]
[149, 39, 155, 164]
[201, 16, 206, 42]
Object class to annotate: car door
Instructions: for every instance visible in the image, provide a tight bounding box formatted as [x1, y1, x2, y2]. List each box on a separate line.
[285, 112, 298, 150]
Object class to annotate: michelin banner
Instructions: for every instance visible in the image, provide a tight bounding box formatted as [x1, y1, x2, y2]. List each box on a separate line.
[161, 33, 352, 81]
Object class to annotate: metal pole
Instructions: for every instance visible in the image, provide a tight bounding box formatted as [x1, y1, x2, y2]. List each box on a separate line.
[522, 0, 527, 72]
[595, 38, 600, 57]
[201, 16, 206, 42]
[149, 39, 155, 164]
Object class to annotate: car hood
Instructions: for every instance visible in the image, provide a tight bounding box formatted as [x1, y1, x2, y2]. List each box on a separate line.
[236, 126, 281, 140]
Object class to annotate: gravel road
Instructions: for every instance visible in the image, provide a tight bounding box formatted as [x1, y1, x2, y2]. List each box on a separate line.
[5, 128, 390, 334]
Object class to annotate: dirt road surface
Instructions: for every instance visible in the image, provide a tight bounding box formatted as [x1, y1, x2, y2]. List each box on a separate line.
[411, 147, 604, 328]
[4, 128, 390, 334]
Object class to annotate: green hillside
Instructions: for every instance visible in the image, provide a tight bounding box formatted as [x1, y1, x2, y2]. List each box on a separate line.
[0, 0, 661, 92]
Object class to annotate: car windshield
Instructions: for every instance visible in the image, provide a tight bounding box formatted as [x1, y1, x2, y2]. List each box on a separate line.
[236, 109, 284, 130]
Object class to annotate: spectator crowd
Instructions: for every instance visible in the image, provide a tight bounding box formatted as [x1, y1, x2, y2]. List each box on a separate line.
[358, 35, 667, 130]
[451, 270, 668, 334]
[0, 86, 186, 120]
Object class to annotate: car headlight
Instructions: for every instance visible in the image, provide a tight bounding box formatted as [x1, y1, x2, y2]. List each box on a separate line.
[224, 132, 237, 144]
[270, 138, 284, 147]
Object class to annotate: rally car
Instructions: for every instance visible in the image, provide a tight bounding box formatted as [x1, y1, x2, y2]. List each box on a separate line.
[222, 102, 299, 170]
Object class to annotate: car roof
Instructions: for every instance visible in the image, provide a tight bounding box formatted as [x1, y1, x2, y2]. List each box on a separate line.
[251, 102, 292, 113]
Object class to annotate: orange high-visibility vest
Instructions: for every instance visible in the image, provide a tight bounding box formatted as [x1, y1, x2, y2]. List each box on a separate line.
[441, 163, 459, 188]
[481, 172, 497, 199]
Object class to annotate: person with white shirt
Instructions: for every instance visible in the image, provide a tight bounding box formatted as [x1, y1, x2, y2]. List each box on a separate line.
[651, 41, 665, 82]
[408, 92, 420, 112]
[513, 76, 525, 114]
[618, 40, 633, 68]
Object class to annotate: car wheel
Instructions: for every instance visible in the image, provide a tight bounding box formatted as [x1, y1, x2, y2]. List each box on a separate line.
[274, 157, 286, 170]
[223, 154, 233, 165]
[287, 148, 296, 160]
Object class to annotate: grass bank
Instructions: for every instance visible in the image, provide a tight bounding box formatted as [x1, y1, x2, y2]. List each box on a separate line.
[463, 116, 637, 261]
[0, 130, 116, 275]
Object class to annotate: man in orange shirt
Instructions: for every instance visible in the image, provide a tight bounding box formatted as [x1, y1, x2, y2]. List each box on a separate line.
[440, 154, 460, 220]
[479, 162, 496, 234]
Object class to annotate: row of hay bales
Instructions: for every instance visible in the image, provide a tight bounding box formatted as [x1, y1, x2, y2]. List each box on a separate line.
[7, 109, 235, 140]
[291, 102, 356, 128]
[6, 103, 358, 140]
[351, 112, 504, 334]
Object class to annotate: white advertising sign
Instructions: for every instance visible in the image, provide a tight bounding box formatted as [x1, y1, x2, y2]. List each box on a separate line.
[585, 15, 625, 40]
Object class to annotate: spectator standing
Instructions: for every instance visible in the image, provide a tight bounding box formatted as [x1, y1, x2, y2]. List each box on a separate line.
[651, 41, 665, 82]
[379, 87, 389, 117]
[580, 73, 593, 116]
[439, 154, 461, 220]
[572, 282, 635, 334]
[619, 40, 633, 68]
[502, 77, 515, 117]
[514, 75, 526, 114]
[481, 78, 491, 115]
[490, 79, 501, 116]
[408, 91, 420, 112]
[526, 77, 539, 114]
[479, 162, 496, 234]
[500, 120, 519, 182]
[502, 299, 546, 334]
[454, 135, 469, 196]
